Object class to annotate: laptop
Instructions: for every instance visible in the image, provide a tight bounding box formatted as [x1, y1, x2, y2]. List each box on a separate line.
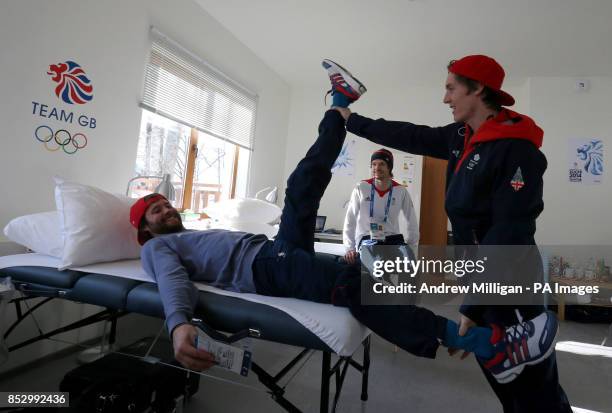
[315, 216, 326, 232]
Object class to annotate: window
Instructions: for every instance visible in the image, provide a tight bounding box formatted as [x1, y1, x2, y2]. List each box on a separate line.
[129, 28, 257, 212]
[132, 111, 190, 206]
[190, 130, 251, 211]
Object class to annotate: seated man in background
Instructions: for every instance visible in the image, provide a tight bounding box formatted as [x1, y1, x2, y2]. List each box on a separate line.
[343, 148, 419, 265]
[129, 59, 557, 387]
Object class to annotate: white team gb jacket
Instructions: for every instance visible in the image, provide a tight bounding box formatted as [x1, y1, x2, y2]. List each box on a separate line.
[343, 179, 419, 253]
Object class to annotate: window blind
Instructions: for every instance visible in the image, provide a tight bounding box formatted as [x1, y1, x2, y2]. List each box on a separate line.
[141, 27, 258, 150]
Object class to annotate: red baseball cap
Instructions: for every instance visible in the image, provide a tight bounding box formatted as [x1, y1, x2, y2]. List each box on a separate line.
[129, 193, 168, 245]
[448, 55, 515, 106]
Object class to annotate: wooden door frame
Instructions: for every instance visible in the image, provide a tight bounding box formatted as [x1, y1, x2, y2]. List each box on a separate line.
[419, 156, 448, 245]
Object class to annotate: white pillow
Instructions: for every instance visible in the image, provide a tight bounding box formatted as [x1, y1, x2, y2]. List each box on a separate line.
[54, 177, 140, 269]
[209, 219, 278, 239]
[203, 198, 281, 224]
[3, 211, 64, 257]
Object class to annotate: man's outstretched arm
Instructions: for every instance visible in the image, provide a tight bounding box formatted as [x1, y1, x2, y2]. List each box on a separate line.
[141, 239, 215, 370]
[334, 107, 460, 160]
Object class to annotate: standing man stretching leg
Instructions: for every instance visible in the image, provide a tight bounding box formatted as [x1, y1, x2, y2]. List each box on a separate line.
[330, 55, 571, 412]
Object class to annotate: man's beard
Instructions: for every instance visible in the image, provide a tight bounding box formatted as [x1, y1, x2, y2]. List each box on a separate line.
[149, 211, 184, 235]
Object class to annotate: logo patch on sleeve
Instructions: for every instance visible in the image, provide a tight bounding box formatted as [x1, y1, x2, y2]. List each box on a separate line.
[510, 167, 525, 191]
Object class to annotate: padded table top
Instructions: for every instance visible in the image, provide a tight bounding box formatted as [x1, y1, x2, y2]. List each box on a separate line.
[0, 253, 370, 356]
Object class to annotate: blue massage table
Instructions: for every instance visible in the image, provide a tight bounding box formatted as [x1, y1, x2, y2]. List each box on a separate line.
[0, 251, 371, 413]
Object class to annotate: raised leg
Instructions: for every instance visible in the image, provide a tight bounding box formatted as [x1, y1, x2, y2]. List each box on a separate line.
[276, 110, 347, 253]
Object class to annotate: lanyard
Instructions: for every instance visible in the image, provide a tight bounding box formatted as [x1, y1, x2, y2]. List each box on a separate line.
[369, 181, 393, 223]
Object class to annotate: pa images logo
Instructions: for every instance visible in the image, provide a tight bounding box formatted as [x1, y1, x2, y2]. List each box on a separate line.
[47, 61, 93, 104]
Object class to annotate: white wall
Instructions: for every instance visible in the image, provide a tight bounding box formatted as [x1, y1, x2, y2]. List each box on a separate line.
[531, 77, 612, 244]
[284, 77, 530, 232]
[0, 0, 290, 234]
[0, 0, 289, 370]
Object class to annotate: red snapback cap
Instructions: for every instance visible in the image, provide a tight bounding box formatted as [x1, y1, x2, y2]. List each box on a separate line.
[129, 193, 167, 245]
[448, 55, 515, 106]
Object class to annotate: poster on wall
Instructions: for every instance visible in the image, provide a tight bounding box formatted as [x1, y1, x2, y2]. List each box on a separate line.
[396, 154, 416, 187]
[31, 60, 97, 155]
[331, 138, 356, 177]
[568, 138, 604, 184]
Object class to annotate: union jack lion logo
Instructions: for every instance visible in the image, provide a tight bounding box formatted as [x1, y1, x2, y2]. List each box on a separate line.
[47, 61, 93, 105]
[576, 139, 603, 176]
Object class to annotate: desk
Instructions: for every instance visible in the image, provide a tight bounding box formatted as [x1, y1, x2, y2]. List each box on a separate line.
[314, 242, 345, 256]
[314, 232, 343, 244]
[552, 277, 612, 321]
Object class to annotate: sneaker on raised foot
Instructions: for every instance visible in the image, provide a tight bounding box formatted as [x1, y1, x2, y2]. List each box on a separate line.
[322, 59, 367, 103]
[484, 310, 559, 384]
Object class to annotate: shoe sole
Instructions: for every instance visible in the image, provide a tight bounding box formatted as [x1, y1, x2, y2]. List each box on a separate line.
[322, 59, 367, 95]
[491, 314, 559, 384]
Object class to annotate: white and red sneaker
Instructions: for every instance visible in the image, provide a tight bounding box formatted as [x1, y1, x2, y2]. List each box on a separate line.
[322, 59, 367, 102]
[484, 310, 559, 383]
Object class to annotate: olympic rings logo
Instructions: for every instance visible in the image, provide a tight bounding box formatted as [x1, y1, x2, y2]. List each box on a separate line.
[34, 125, 88, 155]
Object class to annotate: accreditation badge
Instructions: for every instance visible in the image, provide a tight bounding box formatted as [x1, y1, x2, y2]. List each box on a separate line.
[369, 222, 385, 241]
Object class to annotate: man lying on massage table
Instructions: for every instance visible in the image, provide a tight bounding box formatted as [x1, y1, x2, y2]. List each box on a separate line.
[129, 63, 557, 385]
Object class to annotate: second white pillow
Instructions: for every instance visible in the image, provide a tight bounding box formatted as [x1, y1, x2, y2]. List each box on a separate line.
[54, 178, 141, 269]
[3, 211, 63, 257]
[203, 198, 282, 224]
